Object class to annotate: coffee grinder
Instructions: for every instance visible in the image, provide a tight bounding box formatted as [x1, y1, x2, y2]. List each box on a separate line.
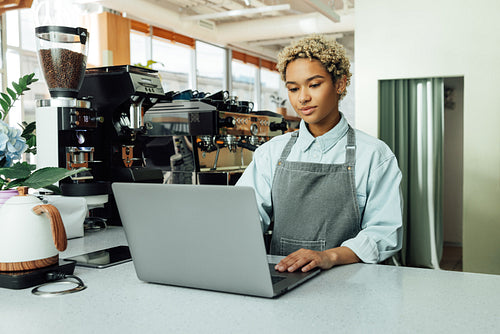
[34, 25, 109, 229]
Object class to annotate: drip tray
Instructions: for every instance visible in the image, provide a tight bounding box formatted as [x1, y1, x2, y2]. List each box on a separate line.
[0, 260, 76, 290]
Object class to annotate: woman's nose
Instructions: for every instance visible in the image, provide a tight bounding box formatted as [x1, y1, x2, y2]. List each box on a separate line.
[298, 90, 310, 104]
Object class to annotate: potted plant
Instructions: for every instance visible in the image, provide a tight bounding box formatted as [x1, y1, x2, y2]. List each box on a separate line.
[0, 73, 84, 205]
[270, 94, 287, 116]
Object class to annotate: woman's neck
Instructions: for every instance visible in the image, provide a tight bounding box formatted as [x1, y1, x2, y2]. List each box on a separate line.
[307, 111, 341, 137]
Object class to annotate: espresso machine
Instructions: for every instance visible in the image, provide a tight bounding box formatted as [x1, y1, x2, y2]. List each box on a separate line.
[77, 66, 165, 182]
[69, 65, 166, 224]
[142, 91, 288, 185]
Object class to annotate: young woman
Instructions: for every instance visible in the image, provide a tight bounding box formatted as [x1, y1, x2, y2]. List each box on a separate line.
[236, 35, 403, 273]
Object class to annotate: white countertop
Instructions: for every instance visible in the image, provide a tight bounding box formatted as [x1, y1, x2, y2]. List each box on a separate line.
[1, 226, 499, 334]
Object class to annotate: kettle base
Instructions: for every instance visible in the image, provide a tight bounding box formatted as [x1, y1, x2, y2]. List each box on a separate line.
[0, 254, 59, 272]
[0, 259, 75, 289]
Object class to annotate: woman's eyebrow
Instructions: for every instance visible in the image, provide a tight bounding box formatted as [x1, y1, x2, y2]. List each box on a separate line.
[285, 75, 326, 85]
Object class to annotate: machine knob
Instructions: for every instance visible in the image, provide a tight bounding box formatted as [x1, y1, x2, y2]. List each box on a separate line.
[92, 116, 105, 123]
[270, 120, 288, 132]
[250, 123, 259, 136]
[219, 116, 235, 128]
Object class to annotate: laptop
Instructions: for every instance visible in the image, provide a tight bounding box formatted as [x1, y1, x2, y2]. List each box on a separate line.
[112, 182, 320, 298]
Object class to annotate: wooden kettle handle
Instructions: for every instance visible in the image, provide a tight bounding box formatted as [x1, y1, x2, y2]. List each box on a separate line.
[32, 204, 68, 252]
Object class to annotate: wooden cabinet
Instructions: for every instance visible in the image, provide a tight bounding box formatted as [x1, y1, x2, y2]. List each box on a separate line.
[83, 11, 131, 67]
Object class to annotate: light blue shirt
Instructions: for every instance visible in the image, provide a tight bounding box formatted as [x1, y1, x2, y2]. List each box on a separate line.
[236, 114, 403, 263]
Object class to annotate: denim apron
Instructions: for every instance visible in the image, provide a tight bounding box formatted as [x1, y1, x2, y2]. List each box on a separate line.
[269, 126, 361, 256]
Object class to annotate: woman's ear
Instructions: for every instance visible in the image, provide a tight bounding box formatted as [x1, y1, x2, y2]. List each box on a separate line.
[335, 75, 347, 94]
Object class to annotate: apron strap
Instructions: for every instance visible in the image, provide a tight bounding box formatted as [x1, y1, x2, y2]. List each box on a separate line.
[278, 131, 299, 163]
[345, 126, 356, 165]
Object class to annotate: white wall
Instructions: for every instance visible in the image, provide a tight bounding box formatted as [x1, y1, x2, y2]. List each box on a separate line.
[355, 0, 500, 274]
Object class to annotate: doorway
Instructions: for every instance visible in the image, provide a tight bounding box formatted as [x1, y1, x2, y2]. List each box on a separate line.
[379, 76, 464, 269]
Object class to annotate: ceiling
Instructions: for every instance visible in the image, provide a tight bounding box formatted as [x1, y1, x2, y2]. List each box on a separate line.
[79, 0, 355, 60]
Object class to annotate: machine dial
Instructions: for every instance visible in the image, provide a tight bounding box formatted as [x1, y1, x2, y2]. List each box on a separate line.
[250, 123, 259, 136]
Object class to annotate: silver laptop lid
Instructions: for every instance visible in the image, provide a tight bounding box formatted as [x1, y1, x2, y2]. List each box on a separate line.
[112, 183, 275, 298]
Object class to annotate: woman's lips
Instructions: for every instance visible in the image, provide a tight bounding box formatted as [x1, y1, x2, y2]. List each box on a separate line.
[299, 106, 316, 116]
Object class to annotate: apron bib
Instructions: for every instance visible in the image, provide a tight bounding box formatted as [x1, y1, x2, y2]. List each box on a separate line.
[270, 126, 361, 256]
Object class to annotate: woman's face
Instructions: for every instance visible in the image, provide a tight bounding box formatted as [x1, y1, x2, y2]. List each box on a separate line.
[285, 58, 345, 137]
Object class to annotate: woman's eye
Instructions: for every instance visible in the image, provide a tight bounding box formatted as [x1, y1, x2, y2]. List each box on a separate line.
[310, 83, 321, 88]
[287, 87, 298, 92]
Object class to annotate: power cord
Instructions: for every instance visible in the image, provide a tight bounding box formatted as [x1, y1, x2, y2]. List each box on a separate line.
[31, 272, 87, 297]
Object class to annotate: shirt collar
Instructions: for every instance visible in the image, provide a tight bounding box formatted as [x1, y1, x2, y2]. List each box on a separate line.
[296, 112, 349, 153]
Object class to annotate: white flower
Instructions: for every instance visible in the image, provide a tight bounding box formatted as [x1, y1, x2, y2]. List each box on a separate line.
[0, 119, 28, 168]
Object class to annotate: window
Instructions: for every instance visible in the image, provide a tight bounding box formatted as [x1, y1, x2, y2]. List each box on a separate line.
[152, 37, 192, 93]
[20, 9, 36, 52]
[131, 23, 196, 93]
[260, 67, 281, 112]
[196, 41, 225, 95]
[0, 16, 4, 92]
[5, 9, 48, 129]
[130, 30, 150, 67]
[6, 10, 19, 48]
[231, 60, 257, 107]
[5, 49, 21, 126]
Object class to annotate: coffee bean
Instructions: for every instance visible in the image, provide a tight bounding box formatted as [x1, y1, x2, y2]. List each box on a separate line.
[39, 48, 87, 93]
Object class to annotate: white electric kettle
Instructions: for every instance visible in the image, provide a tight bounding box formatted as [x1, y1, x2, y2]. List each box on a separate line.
[0, 187, 67, 271]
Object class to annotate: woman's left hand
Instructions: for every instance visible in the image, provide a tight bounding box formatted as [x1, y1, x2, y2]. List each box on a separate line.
[274, 247, 360, 272]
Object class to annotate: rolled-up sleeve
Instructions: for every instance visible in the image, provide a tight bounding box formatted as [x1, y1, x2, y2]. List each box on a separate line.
[341, 155, 403, 263]
[236, 145, 275, 232]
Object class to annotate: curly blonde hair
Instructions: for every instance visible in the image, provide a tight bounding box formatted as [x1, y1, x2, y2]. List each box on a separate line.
[277, 35, 351, 99]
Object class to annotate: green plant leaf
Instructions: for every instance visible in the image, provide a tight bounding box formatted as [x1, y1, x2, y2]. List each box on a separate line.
[26, 147, 37, 155]
[1, 93, 11, 105]
[12, 81, 22, 94]
[0, 162, 36, 179]
[41, 184, 62, 195]
[25, 135, 36, 145]
[21, 120, 36, 131]
[22, 167, 88, 190]
[0, 98, 9, 113]
[6, 87, 16, 100]
[26, 73, 38, 85]
[0, 73, 37, 122]
[19, 75, 27, 87]
[5, 178, 27, 189]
